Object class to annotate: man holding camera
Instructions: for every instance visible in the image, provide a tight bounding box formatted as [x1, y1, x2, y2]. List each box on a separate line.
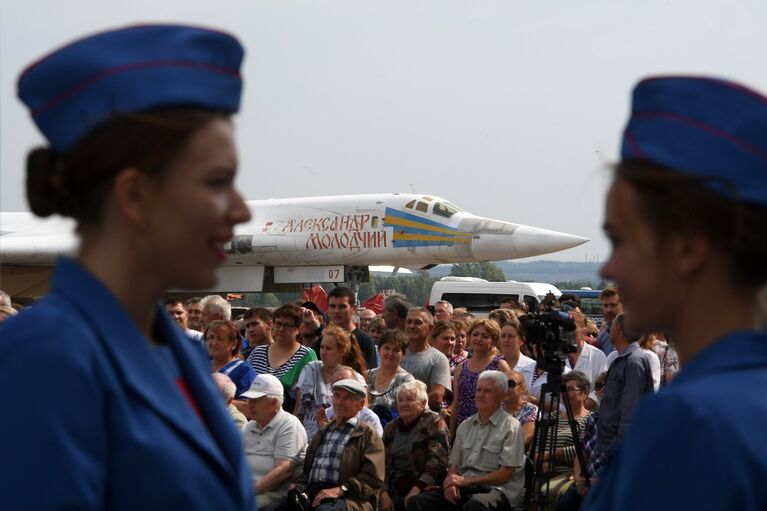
[287, 379, 384, 511]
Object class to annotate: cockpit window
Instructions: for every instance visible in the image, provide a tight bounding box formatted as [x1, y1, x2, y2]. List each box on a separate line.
[433, 201, 460, 218]
[405, 200, 416, 209]
[415, 201, 429, 213]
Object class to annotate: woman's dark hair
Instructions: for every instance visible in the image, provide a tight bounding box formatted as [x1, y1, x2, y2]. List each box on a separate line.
[616, 159, 767, 290]
[378, 328, 408, 353]
[272, 303, 302, 336]
[26, 107, 228, 229]
[429, 320, 456, 342]
[562, 370, 591, 394]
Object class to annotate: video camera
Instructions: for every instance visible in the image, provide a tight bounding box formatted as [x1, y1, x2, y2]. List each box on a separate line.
[522, 309, 577, 378]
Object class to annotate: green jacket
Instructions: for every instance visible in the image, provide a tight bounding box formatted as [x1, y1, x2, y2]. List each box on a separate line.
[301, 420, 384, 511]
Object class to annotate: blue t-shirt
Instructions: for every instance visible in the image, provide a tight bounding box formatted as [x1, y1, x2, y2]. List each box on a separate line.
[217, 359, 255, 398]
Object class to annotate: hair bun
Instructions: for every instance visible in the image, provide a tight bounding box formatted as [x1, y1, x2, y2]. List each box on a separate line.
[25, 147, 75, 218]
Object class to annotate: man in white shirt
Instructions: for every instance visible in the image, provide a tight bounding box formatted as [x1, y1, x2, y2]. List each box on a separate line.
[242, 375, 308, 509]
[565, 311, 608, 409]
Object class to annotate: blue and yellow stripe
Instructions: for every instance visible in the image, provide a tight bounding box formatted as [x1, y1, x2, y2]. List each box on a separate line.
[384, 207, 471, 248]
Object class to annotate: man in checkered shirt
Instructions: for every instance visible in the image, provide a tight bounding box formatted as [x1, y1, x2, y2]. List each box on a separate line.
[291, 379, 384, 511]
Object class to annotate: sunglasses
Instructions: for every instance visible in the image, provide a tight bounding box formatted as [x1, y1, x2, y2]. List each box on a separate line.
[507, 380, 522, 388]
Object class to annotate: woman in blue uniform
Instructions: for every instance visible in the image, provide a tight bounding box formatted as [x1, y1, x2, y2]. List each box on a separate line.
[0, 25, 255, 509]
[583, 77, 767, 510]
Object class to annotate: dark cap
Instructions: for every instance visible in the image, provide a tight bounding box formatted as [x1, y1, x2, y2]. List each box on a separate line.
[301, 301, 323, 316]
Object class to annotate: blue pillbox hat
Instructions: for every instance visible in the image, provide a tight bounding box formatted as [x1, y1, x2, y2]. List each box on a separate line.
[621, 76, 767, 207]
[17, 24, 244, 153]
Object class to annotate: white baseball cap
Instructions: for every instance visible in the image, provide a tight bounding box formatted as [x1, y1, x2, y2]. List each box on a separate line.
[242, 374, 283, 399]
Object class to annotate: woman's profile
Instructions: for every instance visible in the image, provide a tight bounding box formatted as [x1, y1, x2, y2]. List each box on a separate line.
[583, 76, 767, 511]
[0, 24, 255, 510]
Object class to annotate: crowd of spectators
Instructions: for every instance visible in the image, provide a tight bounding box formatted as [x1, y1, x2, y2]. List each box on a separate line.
[2, 285, 676, 511]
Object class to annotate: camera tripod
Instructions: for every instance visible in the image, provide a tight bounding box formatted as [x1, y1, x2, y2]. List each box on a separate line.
[523, 369, 589, 511]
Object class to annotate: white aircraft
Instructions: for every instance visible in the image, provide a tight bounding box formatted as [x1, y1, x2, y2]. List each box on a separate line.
[0, 193, 587, 298]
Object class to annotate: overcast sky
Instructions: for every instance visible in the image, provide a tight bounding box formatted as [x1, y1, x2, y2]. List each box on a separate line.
[2, 0, 765, 263]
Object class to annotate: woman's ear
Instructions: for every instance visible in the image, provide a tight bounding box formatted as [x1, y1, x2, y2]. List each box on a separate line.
[112, 168, 152, 229]
[669, 233, 713, 278]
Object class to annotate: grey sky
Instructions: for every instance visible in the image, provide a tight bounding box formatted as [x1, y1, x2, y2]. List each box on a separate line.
[2, 0, 765, 263]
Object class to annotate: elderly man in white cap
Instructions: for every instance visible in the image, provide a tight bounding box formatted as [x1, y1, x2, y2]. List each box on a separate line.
[242, 374, 308, 510]
[289, 378, 384, 511]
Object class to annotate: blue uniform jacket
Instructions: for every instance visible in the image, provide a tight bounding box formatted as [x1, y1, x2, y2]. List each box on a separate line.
[583, 331, 767, 510]
[0, 258, 255, 510]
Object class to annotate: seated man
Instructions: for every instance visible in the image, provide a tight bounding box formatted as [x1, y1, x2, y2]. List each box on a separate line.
[242, 374, 308, 510]
[323, 365, 384, 438]
[291, 379, 385, 511]
[407, 370, 525, 511]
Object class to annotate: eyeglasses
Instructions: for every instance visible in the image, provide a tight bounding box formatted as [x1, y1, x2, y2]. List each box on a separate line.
[273, 321, 297, 330]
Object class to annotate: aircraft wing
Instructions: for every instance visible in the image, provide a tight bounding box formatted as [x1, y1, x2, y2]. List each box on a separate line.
[0, 213, 77, 265]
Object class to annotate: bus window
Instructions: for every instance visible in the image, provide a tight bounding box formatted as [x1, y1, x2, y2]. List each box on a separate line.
[523, 295, 539, 313]
[441, 293, 509, 313]
[579, 297, 602, 316]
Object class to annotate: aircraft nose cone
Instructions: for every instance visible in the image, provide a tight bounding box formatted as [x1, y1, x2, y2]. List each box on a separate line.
[468, 222, 588, 260]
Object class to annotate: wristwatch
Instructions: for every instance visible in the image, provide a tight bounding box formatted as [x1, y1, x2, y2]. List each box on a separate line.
[340, 484, 349, 497]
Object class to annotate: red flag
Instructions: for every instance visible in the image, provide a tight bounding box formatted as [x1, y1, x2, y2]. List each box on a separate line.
[363, 292, 385, 314]
[302, 285, 328, 312]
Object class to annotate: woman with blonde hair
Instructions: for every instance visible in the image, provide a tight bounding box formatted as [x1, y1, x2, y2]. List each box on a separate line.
[450, 318, 511, 435]
[205, 320, 255, 399]
[295, 325, 366, 439]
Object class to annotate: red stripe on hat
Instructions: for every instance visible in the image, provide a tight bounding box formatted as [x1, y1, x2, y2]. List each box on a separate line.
[632, 111, 767, 162]
[32, 59, 241, 117]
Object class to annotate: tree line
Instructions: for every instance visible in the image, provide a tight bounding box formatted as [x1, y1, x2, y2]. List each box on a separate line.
[234, 262, 605, 309]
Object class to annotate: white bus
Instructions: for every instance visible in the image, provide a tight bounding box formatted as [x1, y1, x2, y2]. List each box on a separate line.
[429, 277, 561, 315]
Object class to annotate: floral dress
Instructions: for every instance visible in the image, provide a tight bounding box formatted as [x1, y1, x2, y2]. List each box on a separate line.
[511, 401, 538, 425]
[455, 354, 503, 426]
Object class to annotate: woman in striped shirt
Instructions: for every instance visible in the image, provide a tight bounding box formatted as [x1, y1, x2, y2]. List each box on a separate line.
[246, 303, 317, 412]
